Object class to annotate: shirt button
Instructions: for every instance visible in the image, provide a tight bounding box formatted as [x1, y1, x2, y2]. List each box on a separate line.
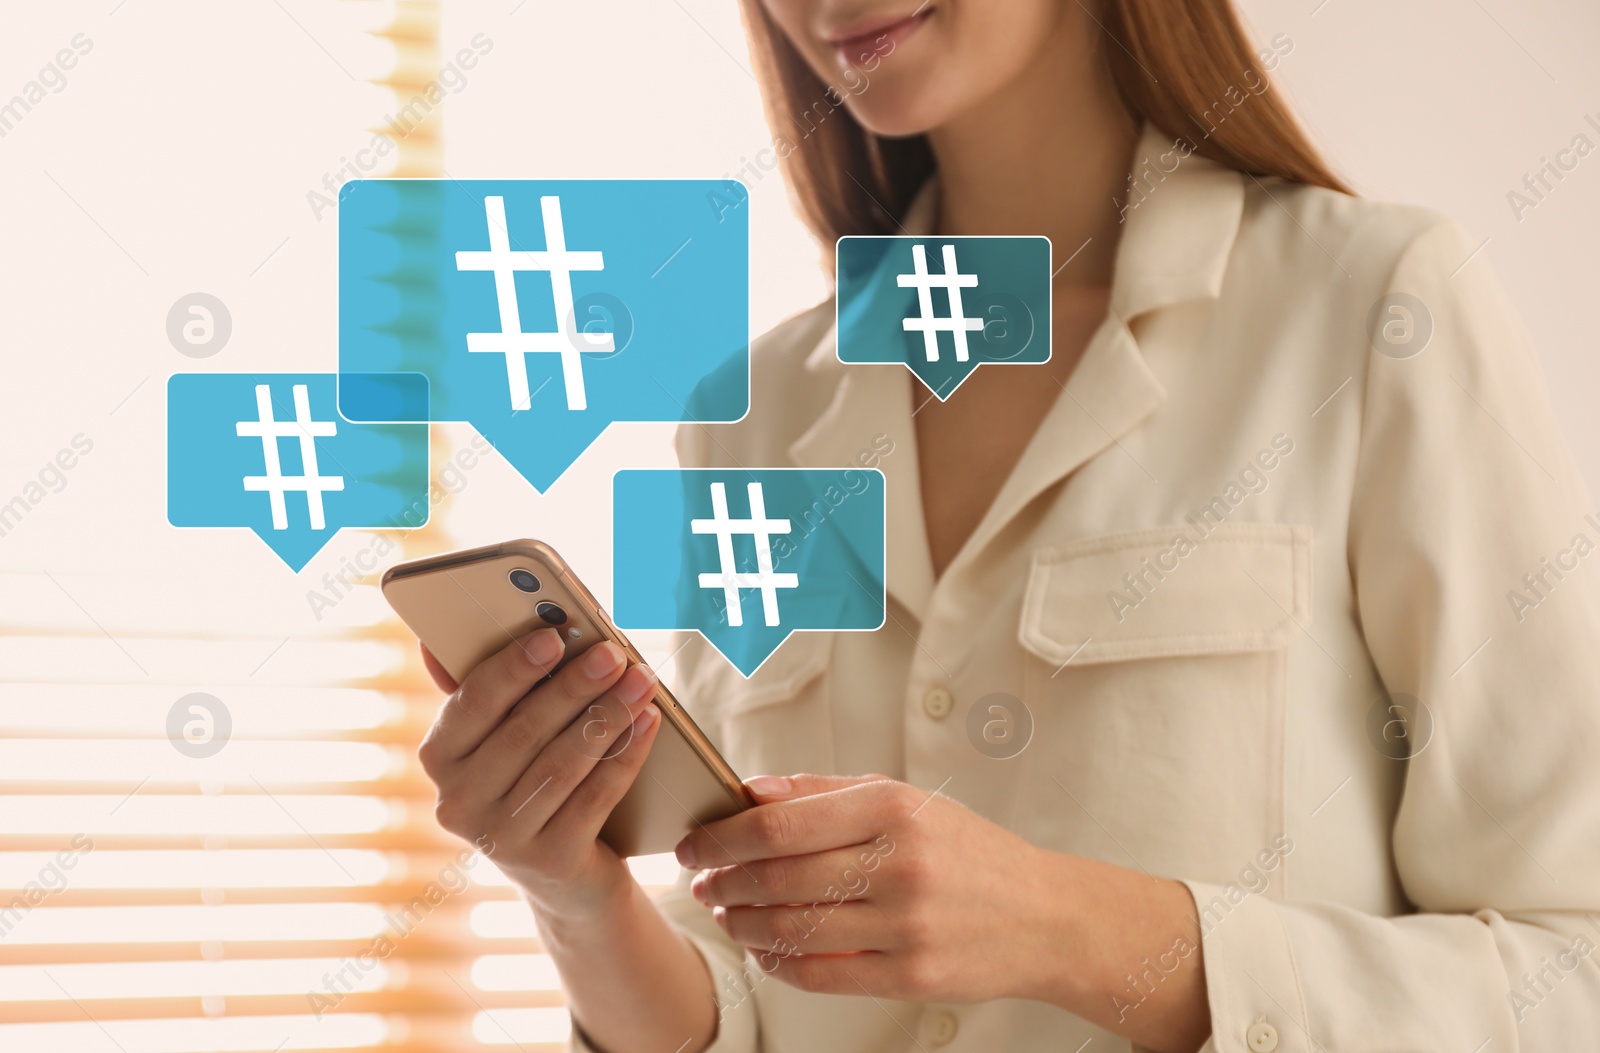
[1246, 1021, 1279, 1052]
[922, 687, 954, 720]
[924, 1009, 958, 1046]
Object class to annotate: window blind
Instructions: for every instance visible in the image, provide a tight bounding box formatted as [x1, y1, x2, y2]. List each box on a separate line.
[0, 3, 683, 1049]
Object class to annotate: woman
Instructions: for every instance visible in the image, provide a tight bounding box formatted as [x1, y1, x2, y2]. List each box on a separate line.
[417, 1, 1600, 1050]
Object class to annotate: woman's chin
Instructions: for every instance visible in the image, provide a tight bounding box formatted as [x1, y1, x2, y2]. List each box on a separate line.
[839, 92, 949, 140]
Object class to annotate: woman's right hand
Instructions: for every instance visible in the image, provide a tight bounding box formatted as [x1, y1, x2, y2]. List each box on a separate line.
[415, 627, 663, 919]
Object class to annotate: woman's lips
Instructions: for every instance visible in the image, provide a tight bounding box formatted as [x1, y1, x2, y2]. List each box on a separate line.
[828, 7, 932, 67]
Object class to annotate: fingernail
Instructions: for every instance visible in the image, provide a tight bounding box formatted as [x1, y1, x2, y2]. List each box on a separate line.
[632, 704, 657, 731]
[614, 666, 657, 706]
[675, 838, 698, 868]
[582, 641, 622, 678]
[520, 628, 563, 667]
[745, 775, 792, 798]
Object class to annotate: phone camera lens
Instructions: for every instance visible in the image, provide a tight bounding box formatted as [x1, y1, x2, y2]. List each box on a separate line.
[536, 601, 567, 625]
[508, 569, 541, 594]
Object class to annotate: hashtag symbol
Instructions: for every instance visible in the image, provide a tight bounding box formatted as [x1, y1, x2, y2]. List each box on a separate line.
[898, 243, 983, 363]
[234, 384, 345, 531]
[456, 195, 615, 412]
[691, 482, 800, 628]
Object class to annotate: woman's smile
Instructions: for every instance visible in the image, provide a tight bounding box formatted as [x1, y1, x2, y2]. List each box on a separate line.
[823, 5, 935, 67]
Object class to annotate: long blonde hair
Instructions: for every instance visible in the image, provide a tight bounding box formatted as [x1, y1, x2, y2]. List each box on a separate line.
[738, 0, 1351, 246]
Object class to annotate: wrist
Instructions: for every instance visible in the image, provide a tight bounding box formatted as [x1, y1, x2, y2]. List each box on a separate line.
[1015, 846, 1101, 1009]
[520, 861, 638, 938]
[1024, 850, 1210, 1047]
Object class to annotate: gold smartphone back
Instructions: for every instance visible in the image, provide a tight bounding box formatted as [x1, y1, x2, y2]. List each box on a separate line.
[381, 539, 750, 857]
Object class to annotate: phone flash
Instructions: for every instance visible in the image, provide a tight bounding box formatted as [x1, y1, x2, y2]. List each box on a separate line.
[568, 627, 582, 639]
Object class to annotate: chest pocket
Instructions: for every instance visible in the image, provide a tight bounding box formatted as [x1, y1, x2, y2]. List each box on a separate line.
[680, 631, 836, 779]
[1020, 522, 1311, 662]
[1015, 522, 1311, 882]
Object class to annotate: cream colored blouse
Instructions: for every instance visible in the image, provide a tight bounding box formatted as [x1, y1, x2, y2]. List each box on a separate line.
[582, 124, 1600, 1053]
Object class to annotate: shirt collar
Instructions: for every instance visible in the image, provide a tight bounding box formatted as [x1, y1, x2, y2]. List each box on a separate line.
[789, 122, 1247, 606]
[1111, 123, 1248, 319]
[805, 123, 1246, 324]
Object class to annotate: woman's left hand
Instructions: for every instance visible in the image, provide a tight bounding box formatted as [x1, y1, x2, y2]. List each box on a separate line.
[675, 772, 1073, 1004]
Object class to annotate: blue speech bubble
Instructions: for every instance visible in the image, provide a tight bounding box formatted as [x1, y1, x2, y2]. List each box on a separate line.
[338, 179, 750, 492]
[836, 235, 1052, 400]
[613, 468, 885, 677]
[167, 373, 430, 571]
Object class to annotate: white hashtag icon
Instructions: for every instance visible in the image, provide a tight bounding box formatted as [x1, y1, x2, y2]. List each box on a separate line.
[235, 384, 345, 531]
[898, 243, 983, 363]
[691, 482, 800, 628]
[456, 195, 614, 412]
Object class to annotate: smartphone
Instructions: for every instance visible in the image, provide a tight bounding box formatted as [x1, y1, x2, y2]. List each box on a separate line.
[381, 539, 752, 857]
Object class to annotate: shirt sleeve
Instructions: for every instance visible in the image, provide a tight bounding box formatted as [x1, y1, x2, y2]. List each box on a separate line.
[1187, 217, 1600, 1052]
